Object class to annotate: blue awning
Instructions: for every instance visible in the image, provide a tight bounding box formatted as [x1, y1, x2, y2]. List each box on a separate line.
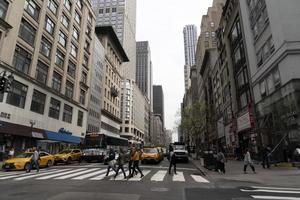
[45, 131, 81, 144]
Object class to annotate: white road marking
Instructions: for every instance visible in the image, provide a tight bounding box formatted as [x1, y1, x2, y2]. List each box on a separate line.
[172, 172, 185, 182]
[110, 170, 129, 180]
[128, 170, 151, 181]
[191, 175, 210, 183]
[13, 169, 67, 181]
[251, 195, 300, 200]
[35, 168, 87, 180]
[241, 189, 300, 194]
[150, 170, 167, 182]
[140, 165, 195, 171]
[90, 171, 114, 180]
[251, 186, 300, 191]
[72, 169, 107, 180]
[0, 169, 59, 180]
[54, 168, 99, 179]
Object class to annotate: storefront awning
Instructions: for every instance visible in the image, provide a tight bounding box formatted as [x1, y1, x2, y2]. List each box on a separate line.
[45, 131, 81, 144]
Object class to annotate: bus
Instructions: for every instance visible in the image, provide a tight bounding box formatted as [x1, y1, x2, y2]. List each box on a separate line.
[81, 133, 129, 162]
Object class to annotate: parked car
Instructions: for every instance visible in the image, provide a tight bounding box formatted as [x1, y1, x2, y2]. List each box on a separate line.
[54, 149, 82, 165]
[2, 151, 54, 171]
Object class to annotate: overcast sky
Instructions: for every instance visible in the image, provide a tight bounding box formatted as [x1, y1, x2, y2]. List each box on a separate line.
[136, 0, 213, 132]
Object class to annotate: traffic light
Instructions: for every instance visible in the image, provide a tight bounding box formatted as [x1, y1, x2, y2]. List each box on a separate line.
[0, 76, 6, 92]
[4, 74, 14, 93]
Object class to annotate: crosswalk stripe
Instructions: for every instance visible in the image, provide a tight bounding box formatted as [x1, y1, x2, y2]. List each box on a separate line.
[251, 186, 300, 191]
[128, 170, 150, 181]
[172, 172, 185, 182]
[72, 169, 107, 180]
[90, 171, 114, 180]
[35, 168, 87, 180]
[191, 175, 210, 183]
[54, 168, 99, 180]
[151, 170, 167, 181]
[110, 170, 129, 180]
[13, 169, 67, 181]
[0, 169, 53, 177]
[0, 169, 59, 180]
[241, 189, 300, 194]
[251, 195, 300, 200]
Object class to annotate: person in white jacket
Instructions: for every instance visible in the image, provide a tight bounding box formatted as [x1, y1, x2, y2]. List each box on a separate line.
[244, 148, 256, 174]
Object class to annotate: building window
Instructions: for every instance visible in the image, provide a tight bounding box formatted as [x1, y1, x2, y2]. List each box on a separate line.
[24, 0, 40, 21]
[74, 11, 81, 25]
[52, 72, 62, 92]
[84, 40, 90, 52]
[239, 90, 250, 109]
[77, 110, 83, 127]
[55, 50, 65, 68]
[83, 55, 88, 68]
[273, 68, 280, 86]
[211, 31, 216, 38]
[260, 81, 266, 97]
[45, 16, 55, 35]
[112, 7, 117, 12]
[48, 0, 58, 15]
[0, 0, 9, 20]
[64, 0, 72, 11]
[6, 80, 28, 109]
[35, 61, 48, 84]
[86, 26, 91, 38]
[81, 71, 87, 84]
[13, 46, 31, 74]
[65, 81, 73, 99]
[58, 30, 67, 47]
[205, 31, 210, 38]
[210, 22, 215, 27]
[267, 73, 274, 93]
[88, 12, 92, 24]
[105, 8, 110, 13]
[204, 41, 209, 48]
[63, 104, 73, 123]
[40, 37, 52, 58]
[49, 97, 60, 119]
[76, 0, 83, 10]
[72, 27, 79, 41]
[230, 20, 241, 46]
[70, 43, 78, 58]
[67, 61, 76, 78]
[99, 9, 103, 14]
[79, 89, 85, 105]
[19, 19, 36, 46]
[61, 14, 70, 29]
[30, 90, 46, 114]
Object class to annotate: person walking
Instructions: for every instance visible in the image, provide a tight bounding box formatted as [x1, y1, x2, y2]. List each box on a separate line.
[217, 150, 226, 174]
[168, 145, 177, 175]
[105, 148, 116, 176]
[128, 147, 137, 176]
[129, 147, 144, 178]
[262, 146, 271, 169]
[114, 148, 126, 179]
[27, 147, 40, 173]
[8, 147, 14, 159]
[243, 148, 256, 174]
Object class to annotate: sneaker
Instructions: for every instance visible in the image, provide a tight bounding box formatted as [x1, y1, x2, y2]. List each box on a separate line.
[140, 174, 144, 178]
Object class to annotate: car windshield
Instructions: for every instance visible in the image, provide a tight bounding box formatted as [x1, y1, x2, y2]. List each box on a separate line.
[144, 148, 157, 153]
[15, 153, 33, 158]
[175, 145, 185, 150]
[59, 150, 72, 154]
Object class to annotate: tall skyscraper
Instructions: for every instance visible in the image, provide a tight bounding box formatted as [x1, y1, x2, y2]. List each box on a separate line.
[183, 25, 197, 90]
[136, 41, 153, 108]
[153, 85, 164, 127]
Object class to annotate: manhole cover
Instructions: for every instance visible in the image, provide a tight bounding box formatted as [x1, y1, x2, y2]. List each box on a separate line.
[150, 187, 169, 192]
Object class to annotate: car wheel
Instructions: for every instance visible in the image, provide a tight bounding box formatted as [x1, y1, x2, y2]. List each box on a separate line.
[47, 160, 53, 168]
[24, 163, 30, 171]
[66, 157, 72, 165]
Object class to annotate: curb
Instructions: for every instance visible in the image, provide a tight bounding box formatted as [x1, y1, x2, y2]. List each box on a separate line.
[190, 159, 207, 176]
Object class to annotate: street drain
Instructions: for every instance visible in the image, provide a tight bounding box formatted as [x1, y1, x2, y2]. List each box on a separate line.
[150, 187, 169, 192]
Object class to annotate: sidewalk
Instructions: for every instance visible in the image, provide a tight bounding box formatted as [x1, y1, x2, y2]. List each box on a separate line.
[191, 158, 300, 187]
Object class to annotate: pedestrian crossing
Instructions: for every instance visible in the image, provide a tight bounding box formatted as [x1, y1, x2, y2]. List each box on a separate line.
[240, 186, 300, 200]
[0, 168, 210, 183]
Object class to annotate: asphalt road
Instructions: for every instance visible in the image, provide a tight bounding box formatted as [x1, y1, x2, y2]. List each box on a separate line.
[0, 159, 299, 200]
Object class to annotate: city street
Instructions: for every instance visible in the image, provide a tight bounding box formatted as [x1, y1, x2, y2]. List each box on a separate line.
[0, 159, 299, 200]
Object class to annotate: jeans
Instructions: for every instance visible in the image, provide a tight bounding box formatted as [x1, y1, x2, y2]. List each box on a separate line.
[114, 165, 126, 178]
[130, 160, 143, 177]
[244, 163, 255, 172]
[262, 156, 270, 169]
[169, 161, 176, 174]
[27, 160, 39, 172]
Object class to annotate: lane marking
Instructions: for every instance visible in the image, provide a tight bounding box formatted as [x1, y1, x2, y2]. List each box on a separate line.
[191, 174, 210, 183]
[13, 169, 67, 181]
[90, 170, 115, 180]
[0, 169, 59, 180]
[251, 195, 300, 200]
[172, 171, 185, 182]
[251, 186, 300, 191]
[72, 169, 107, 180]
[241, 189, 300, 194]
[151, 170, 167, 182]
[35, 168, 87, 180]
[140, 165, 195, 171]
[54, 168, 99, 179]
[128, 170, 151, 181]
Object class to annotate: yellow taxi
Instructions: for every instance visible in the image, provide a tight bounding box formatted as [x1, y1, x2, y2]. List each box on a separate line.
[54, 149, 82, 165]
[141, 147, 162, 164]
[2, 151, 54, 171]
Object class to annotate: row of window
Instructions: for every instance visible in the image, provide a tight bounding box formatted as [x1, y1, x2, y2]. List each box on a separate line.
[259, 68, 281, 98]
[99, 7, 117, 14]
[103, 100, 119, 117]
[0, 0, 8, 20]
[256, 36, 275, 67]
[0, 80, 84, 127]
